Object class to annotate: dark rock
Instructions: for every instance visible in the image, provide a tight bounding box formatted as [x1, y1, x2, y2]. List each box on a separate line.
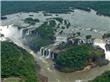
[1, 16, 7, 20]
[105, 44, 110, 51]
[97, 57, 109, 66]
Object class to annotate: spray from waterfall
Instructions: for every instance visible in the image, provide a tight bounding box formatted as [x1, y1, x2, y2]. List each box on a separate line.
[94, 39, 110, 61]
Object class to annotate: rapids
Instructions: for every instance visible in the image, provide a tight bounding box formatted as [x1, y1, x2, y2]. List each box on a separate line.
[1, 9, 110, 82]
[94, 39, 110, 61]
[0, 25, 110, 82]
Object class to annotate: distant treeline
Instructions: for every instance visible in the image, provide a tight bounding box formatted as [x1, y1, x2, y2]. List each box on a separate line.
[1, 1, 110, 16]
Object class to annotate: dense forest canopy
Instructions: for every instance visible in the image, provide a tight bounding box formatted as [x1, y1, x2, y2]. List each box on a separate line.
[54, 44, 106, 72]
[1, 41, 39, 82]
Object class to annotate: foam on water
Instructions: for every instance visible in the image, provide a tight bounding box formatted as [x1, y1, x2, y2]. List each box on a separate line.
[1, 9, 110, 82]
[94, 39, 110, 61]
[2, 9, 110, 39]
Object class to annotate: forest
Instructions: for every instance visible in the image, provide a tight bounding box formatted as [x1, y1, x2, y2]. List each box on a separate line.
[1, 42, 39, 82]
[54, 44, 107, 72]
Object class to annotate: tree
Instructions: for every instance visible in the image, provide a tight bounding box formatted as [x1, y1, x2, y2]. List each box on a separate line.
[1, 42, 39, 82]
[54, 44, 105, 72]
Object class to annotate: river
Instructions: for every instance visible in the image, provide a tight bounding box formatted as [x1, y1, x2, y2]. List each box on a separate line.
[0, 25, 110, 82]
[0, 9, 110, 82]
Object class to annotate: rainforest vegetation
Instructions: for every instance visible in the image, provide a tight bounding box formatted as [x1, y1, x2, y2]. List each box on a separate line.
[1, 42, 39, 82]
[54, 44, 107, 72]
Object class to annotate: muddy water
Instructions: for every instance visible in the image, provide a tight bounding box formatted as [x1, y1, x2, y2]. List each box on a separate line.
[34, 39, 110, 82]
[1, 9, 110, 82]
[36, 54, 110, 82]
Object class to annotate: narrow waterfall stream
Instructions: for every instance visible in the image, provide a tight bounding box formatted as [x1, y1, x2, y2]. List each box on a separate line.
[94, 39, 110, 61]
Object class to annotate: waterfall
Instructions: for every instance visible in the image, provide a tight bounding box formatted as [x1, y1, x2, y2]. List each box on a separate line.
[0, 25, 27, 48]
[46, 49, 51, 59]
[39, 47, 55, 59]
[94, 39, 110, 61]
[20, 28, 24, 38]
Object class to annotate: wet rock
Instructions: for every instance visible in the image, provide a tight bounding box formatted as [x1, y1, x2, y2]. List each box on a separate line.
[96, 57, 109, 66]
[105, 44, 110, 51]
[1, 16, 7, 20]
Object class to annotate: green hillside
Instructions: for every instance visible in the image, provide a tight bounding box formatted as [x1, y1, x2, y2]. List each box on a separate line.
[1, 41, 38, 82]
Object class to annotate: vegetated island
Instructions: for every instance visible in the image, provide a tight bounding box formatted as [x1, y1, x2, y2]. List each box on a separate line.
[27, 19, 56, 51]
[54, 43, 108, 73]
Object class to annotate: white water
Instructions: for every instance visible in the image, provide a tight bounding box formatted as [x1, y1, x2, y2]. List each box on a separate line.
[0, 25, 25, 48]
[2, 9, 110, 39]
[0, 25, 38, 59]
[94, 39, 110, 61]
[1, 25, 110, 82]
[1, 9, 110, 82]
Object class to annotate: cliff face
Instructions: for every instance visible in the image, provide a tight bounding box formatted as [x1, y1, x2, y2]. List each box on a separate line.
[105, 44, 110, 51]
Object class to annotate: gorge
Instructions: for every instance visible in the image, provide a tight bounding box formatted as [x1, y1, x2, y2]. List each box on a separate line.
[1, 7, 110, 82]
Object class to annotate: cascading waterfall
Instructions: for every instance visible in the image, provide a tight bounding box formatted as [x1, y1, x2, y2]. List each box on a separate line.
[1, 25, 110, 82]
[20, 28, 24, 38]
[46, 49, 51, 59]
[40, 47, 55, 59]
[94, 39, 110, 61]
[1, 25, 108, 61]
[1, 9, 110, 82]
[0, 25, 38, 58]
[0, 25, 27, 48]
